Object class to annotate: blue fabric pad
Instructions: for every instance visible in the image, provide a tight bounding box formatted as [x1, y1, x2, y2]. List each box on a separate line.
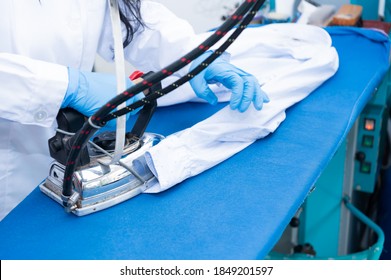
[0, 27, 389, 259]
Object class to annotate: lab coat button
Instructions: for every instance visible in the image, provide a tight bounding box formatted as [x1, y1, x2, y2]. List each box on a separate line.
[34, 111, 47, 122]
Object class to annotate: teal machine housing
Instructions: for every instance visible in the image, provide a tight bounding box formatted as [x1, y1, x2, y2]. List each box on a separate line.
[269, 67, 390, 260]
[298, 0, 391, 258]
[354, 85, 388, 194]
[268, 0, 391, 261]
[298, 71, 389, 259]
[351, 0, 391, 22]
[267, 65, 391, 259]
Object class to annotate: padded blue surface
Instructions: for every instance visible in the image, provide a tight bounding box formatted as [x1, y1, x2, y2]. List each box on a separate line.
[0, 27, 389, 260]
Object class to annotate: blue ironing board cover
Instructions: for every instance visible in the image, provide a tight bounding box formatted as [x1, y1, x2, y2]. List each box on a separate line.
[0, 27, 389, 260]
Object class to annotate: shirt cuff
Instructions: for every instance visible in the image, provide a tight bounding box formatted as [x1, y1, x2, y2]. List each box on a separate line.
[143, 134, 193, 193]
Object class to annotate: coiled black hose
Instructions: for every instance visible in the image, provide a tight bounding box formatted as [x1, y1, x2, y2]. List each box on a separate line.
[61, 0, 266, 203]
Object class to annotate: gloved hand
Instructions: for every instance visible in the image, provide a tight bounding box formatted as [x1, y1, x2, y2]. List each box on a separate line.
[62, 67, 143, 128]
[189, 51, 269, 112]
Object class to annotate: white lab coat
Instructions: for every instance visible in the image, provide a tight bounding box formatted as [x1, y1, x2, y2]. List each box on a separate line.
[0, 0, 201, 221]
[0, 0, 338, 220]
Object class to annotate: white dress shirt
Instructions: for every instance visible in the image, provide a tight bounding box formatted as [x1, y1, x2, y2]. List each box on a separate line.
[144, 23, 339, 193]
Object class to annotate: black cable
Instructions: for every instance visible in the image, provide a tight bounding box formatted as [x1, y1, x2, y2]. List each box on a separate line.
[105, 0, 264, 122]
[93, 0, 258, 126]
[61, 0, 265, 203]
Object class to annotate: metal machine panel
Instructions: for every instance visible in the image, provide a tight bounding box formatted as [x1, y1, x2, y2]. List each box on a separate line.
[270, 67, 390, 259]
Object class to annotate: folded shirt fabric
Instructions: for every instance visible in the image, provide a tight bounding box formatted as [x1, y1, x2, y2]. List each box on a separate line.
[144, 23, 339, 193]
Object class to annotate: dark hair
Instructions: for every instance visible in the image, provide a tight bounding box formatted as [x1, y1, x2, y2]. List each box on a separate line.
[119, 0, 144, 47]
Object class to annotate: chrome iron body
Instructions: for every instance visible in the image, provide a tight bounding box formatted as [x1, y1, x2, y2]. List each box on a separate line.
[39, 132, 163, 216]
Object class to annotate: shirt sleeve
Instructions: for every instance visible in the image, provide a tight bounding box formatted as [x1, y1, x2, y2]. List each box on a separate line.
[143, 24, 339, 193]
[0, 53, 68, 127]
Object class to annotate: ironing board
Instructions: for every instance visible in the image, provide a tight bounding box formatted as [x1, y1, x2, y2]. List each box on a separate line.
[0, 27, 389, 260]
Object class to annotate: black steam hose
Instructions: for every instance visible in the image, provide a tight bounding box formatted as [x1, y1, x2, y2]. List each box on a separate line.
[61, 0, 266, 205]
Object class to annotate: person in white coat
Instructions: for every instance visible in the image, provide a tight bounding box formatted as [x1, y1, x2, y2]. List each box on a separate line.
[0, 0, 269, 221]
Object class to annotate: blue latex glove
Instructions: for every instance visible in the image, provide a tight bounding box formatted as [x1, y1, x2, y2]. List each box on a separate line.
[62, 68, 142, 128]
[189, 51, 269, 112]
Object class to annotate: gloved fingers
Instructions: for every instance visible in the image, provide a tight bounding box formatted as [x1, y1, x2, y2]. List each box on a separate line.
[195, 85, 218, 105]
[238, 76, 271, 112]
[242, 75, 270, 111]
[191, 57, 270, 112]
[211, 68, 270, 112]
[253, 86, 270, 111]
[190, 74, 218, 105]
[210, 71, 245, 111]
[236, 75, 256, 112]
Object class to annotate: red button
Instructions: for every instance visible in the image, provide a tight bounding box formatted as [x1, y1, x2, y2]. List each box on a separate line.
[129, 70, 144, 81]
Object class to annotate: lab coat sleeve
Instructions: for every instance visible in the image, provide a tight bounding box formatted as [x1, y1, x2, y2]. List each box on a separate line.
[0, 53, 68, 127]
[143, 24, 339, 193]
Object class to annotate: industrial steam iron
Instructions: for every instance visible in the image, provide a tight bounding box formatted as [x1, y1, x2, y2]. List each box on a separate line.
[40, 0, 166, 216]
[39, 72, 163, 216]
